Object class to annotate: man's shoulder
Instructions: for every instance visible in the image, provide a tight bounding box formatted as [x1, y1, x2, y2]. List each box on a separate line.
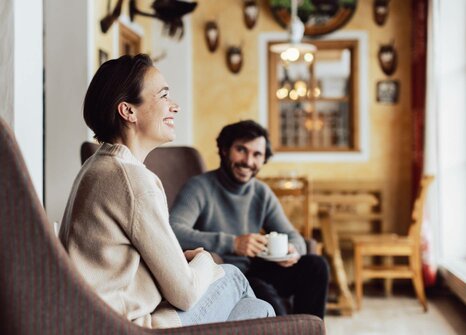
[188, 170, 216, 184]
[252, 178, 274, 195]
[182, 170, 218, 192]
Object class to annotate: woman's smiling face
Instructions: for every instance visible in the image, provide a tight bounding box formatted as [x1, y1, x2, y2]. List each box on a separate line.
[133, 67, 179, 148]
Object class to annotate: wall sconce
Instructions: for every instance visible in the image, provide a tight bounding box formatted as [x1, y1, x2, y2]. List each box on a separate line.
[226, 47, 243, 74]
[378, 42, 397, 76]
[204, 21, 219, 53]
[243, 0, 259, 29]
[373, 0, 390, 26]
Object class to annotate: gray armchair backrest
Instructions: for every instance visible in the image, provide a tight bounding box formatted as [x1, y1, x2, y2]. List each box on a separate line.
[144, 146, 206, 209]
[80, 142, 206, 210]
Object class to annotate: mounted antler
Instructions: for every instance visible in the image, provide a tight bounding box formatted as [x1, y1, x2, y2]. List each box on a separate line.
[130, 0, 198, 40]
[100, 0, 124, 33]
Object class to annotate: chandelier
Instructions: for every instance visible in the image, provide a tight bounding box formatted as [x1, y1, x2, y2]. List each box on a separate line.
[270, 0, 316, 63]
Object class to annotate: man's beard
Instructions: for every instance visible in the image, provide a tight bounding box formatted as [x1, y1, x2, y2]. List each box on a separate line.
[221, 156, 258, 184]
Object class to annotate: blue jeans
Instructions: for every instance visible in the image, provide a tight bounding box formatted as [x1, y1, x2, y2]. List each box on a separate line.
[176, 264, 275, 326]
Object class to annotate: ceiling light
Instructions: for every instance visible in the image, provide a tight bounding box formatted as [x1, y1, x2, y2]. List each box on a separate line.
[270, 0, 316, 62]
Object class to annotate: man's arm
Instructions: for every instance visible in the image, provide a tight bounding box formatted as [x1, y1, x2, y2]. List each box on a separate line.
[170, 177, 236, 254]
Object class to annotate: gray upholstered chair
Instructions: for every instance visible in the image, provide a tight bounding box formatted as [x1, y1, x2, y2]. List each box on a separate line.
[80, 143, 206, 210]
[0, 120, 324, 334]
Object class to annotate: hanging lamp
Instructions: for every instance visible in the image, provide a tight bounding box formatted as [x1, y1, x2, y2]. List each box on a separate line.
[270, 0, 316, 63]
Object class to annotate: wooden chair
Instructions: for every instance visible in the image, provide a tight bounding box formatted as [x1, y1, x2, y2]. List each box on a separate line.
[319, 210, 355, 315]
[351, 175, 434, 311]
[261, 176, 312, 239]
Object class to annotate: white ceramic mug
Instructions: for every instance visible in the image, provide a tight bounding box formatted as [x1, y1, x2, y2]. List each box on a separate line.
[266, 232, 288, 257]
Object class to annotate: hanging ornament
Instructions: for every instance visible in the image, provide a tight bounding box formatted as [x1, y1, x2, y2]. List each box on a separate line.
[378, 41, 397, 76]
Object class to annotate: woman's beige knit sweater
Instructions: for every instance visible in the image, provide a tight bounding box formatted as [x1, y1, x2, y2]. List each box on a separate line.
[59, 143, 224, 328]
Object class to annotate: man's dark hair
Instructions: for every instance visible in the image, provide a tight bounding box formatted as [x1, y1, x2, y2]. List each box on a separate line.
[216, 120, 273, 163]
[83, 54, 154, 143]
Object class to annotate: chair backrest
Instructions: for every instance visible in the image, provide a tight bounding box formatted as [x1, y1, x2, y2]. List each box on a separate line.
[261, 176, 311, 239]
[80, 141, 99, 164]
[0, 118, 141, 334]
[408, 175, 434, 241]
[80, 142, 206, 210]
[144, 146, 206, 209]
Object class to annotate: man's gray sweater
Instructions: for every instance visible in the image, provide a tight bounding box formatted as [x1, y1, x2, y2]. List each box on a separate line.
[170, 168, 306, 272]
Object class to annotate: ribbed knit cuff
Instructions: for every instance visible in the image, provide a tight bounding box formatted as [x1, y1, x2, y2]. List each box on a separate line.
[190, 251, 225, 283]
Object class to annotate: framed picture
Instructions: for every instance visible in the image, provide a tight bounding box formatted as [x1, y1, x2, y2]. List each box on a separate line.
[376, 80, 399, 104]
[98, 49, 109, 66]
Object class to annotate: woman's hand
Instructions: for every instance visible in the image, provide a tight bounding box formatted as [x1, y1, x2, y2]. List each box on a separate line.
[184, 247, 205, 261]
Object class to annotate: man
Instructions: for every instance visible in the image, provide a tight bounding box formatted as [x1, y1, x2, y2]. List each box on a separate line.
[170, 120, 329, 318]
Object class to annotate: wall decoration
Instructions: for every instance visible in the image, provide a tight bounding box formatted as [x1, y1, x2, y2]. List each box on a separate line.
[129, 0, 198, 40]
[268, 0, 358, 37]
[226, 46, 243, 74]
[100, 0, 124, 33]
[100, 0, 199, 39]
[376, 80, 399, 104]
[378, 42, 397, 76]
[243, 0, 259, 29]
[373, 0, 390, 26]
[98, 49, 109, 66]
[204, 21, 219, 52]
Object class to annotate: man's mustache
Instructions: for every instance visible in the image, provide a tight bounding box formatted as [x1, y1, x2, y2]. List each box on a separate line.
[233, 162, 255, 170]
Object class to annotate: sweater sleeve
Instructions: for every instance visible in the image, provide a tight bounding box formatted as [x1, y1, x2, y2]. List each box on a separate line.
[170, 178, 236, 254]
[131, 189, 224, 311]
[262, 186, 307, 255]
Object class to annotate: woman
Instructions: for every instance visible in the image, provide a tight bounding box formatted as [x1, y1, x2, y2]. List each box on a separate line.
[59, 54, 274, 329]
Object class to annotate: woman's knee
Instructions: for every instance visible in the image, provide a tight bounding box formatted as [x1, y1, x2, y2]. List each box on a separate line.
[259, 299, 276, 317]
[228, 298, 276, 321]
[221, 264, 247, 281]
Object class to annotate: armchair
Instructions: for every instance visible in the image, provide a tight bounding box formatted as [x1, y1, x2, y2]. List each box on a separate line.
[0, 124, 324, 334]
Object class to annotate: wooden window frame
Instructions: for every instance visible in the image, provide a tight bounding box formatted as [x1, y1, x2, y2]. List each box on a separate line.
[119, 23, 141, 56]
[268, 39, 360, 153]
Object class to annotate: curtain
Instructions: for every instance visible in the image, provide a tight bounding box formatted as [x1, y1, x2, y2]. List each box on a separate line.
[411, 0, 428, 198]
[421, 0, 442, 287]
[412, 0, 439, 286]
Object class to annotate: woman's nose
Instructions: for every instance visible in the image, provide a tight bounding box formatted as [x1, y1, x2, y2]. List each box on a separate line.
[169, 101, 179, 113]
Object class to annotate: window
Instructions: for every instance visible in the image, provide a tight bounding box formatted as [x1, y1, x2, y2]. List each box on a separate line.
[268, 39, 359, 153]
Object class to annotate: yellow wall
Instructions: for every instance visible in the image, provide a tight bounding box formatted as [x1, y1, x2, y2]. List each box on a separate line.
[191, 0, 413, 233]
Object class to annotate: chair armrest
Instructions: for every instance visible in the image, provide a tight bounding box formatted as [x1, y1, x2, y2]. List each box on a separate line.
[150, 315, 325, 335]
[305, 238, 320, 255]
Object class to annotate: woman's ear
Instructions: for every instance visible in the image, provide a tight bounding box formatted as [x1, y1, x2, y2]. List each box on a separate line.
[117, 102, 136, 123]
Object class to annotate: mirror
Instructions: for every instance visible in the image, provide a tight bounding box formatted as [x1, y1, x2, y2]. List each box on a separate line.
[268, 39, 359, 152]
[268, 0, 358, 37]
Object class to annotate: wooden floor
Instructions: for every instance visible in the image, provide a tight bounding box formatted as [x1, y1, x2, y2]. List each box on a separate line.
[325, 287, 466, 335]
